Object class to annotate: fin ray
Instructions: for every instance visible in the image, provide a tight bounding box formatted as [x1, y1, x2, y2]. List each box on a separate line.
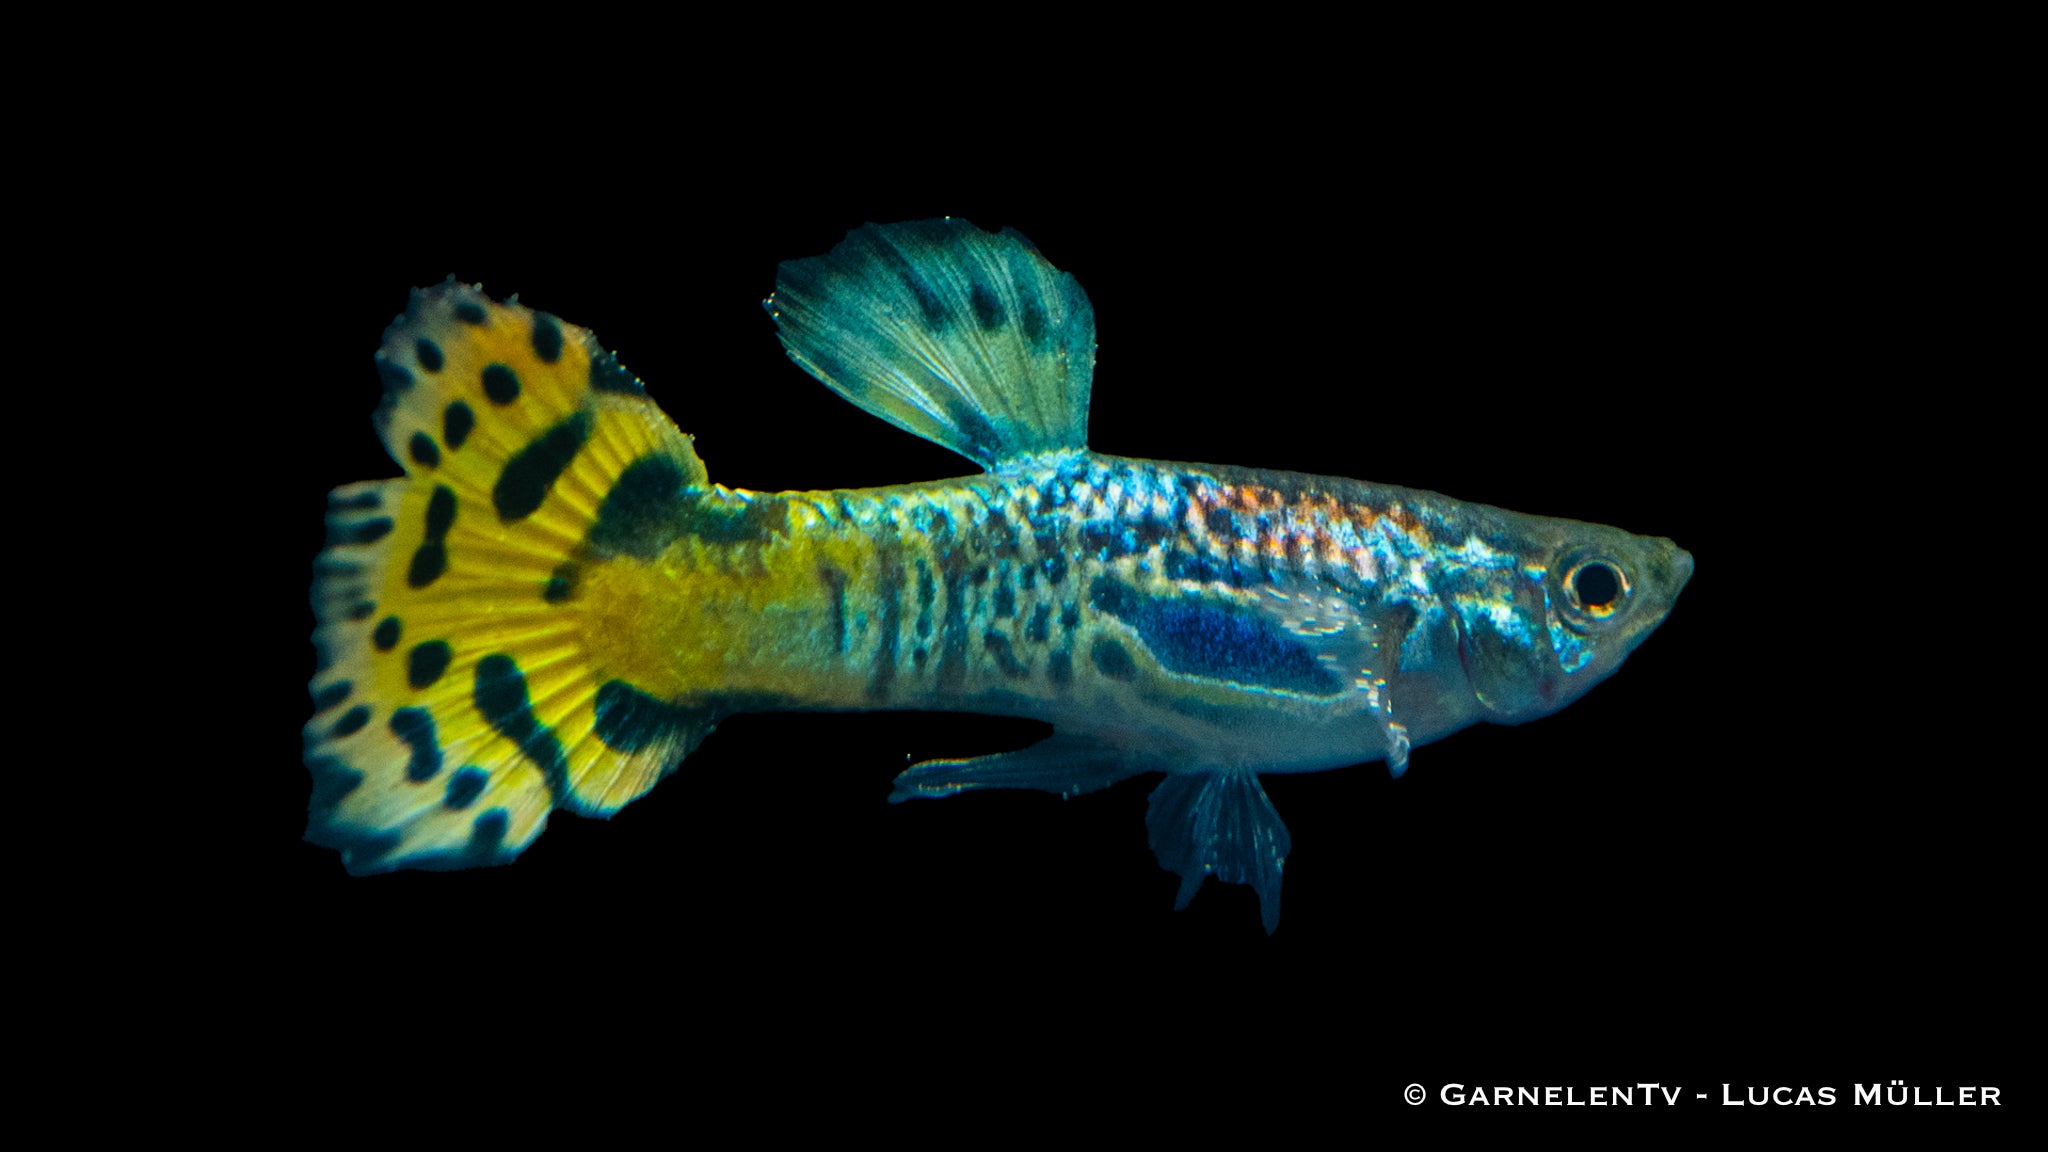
[766, 219, 1094, 468]
[307, 281, 715, 873]
[889, 734, 1148, 802]
[1145, 770, 1292, 933]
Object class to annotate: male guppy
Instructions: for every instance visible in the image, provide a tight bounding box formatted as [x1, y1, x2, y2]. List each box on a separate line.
[306, 219, 1692, 929]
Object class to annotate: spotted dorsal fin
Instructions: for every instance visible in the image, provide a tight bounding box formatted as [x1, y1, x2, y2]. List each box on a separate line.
[307, 280, 713, 873]
[765, 218, 1095, 468]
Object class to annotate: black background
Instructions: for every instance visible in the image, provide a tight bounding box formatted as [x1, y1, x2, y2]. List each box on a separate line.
[189, 102, 2022, 1113]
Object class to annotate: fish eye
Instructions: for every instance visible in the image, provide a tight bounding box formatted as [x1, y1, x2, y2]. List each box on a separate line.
[1571, 562, 1623, 612]
[1554, 551, 1632, 627]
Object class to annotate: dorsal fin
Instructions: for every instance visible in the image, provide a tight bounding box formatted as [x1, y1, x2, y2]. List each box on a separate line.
[765, 219, 1095, 468]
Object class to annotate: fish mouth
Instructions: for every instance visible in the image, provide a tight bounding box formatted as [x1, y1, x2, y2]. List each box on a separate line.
[1628, 540, 1693, 648]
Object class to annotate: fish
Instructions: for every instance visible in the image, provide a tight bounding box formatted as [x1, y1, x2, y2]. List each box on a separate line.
[305, 218, 1692, 931]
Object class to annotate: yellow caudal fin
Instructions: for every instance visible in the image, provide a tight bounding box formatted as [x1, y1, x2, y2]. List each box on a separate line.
[306, 281, 712, 873]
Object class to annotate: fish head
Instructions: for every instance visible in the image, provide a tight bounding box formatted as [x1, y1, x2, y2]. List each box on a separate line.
[1452, 515, 1693, 724]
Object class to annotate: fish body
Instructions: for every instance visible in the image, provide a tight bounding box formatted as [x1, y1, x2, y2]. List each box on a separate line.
[306, 219, 1691, 930]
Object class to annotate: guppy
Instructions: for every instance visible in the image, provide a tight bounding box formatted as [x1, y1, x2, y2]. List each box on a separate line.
[306, 218, 1692, 930]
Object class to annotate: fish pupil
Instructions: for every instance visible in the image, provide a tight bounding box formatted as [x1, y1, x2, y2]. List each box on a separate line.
[1572, 562, 1622, 609]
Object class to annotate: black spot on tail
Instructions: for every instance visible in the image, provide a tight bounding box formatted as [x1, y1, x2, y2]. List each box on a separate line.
[389, 707, 443, 782]
[378, 357, 413, 393]
[544, 563, 579, 603]
[305, 754, 363, 814]
[495, 412, 591, 521]
[329, 491, 381, 512]
[415, 338, 444, 372]
[483, 363, 520, 404]
[474, 654, 570, 805]
[469, 809, 510, 859]
[590, 455, 686, 558]
[327, 517, 393, 546]
[443, 401, 474, 450]
[348, 601, 376, 621]
[408, 640, 452, 689]
[454, 300, 487, 325]
[304, 756, 401, 868]
[409, 432, 441, 468]
[425, 485, 456, 538]
[408, 485, 459, 589]
[373, 616, 401, 651]
[531, 313, 564, 363]
[330, 704, 372, 738]
[311, 680, 352, 712]
[1049, 649, 1073, 687]
[1026, 603, 1051, 643]
[444, 766, 487, 809]
[408, 544, 446, 588]
[592, 680, 698, 754]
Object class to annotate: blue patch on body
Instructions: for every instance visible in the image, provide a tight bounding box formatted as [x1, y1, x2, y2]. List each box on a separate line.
[1089, 577, 1342, 696]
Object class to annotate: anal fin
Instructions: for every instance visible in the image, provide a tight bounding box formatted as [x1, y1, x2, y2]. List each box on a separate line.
[1145, 770, 1292, 934]
[889, 735, 1144, 803]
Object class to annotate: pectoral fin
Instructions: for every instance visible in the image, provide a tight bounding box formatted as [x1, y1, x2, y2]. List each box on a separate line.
[1146, 769, 1292, 934]
[889, 735, 1146, 802]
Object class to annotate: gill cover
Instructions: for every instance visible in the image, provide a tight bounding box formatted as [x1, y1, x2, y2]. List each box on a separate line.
[1457, 529, 1693, 723]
